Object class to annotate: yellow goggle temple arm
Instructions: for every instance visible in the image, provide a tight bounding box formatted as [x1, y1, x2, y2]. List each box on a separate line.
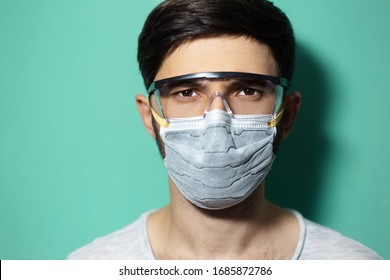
[268, 106, 285, 127]
[151, 107, 169, 128]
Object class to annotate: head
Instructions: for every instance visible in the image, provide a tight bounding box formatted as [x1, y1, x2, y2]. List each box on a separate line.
[136, 0, 301, 156]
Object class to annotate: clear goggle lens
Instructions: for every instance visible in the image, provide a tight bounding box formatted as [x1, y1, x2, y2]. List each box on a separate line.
[148, 72, 289, 127]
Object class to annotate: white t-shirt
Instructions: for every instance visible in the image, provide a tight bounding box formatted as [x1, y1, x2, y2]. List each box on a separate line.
[68, 210, 382, 260]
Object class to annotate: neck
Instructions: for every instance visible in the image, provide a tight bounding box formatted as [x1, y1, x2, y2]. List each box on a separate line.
[147, 178, 298, 259]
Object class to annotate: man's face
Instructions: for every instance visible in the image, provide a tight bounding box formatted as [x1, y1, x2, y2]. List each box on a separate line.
[150, 35, 280, 156]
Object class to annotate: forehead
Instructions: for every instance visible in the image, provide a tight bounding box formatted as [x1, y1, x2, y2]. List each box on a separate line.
[155, 36, 278, 81]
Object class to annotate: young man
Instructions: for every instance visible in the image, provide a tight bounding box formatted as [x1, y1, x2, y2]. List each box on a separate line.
[69, 0, 381, 259]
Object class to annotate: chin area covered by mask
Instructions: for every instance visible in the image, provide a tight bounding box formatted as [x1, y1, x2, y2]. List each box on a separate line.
[159, 110, 276, 210]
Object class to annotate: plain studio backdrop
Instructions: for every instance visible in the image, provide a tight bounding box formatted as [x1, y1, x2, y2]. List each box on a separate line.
[0, 0, 389, 259]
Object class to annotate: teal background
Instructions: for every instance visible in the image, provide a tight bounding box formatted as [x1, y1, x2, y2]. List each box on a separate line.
[0, 0, 389, 259]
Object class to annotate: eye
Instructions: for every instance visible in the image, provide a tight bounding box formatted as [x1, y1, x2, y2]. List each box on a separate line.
[176, 89, 197, 97]
[237, 88, 263, 96]
[170, 89, 199, 99]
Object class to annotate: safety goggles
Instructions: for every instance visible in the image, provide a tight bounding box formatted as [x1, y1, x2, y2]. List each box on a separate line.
[148, 72, 290, 127]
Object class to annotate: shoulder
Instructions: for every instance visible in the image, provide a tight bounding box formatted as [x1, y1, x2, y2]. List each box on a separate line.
[298, 215, 382, 260]
[67, 211, 154, 260]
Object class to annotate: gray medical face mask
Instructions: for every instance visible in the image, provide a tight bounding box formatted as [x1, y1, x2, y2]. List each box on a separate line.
[159, 110, 276, 210]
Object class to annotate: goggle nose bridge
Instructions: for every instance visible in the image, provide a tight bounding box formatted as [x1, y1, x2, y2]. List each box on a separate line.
[203, 92, 234, 117]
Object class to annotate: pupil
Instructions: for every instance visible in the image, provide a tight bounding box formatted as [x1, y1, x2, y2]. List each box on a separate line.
[244, 88, 255, 95]
[182, 90, 192, 97]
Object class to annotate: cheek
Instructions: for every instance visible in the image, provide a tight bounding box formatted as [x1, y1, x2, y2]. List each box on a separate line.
[152, 117, 166, 158]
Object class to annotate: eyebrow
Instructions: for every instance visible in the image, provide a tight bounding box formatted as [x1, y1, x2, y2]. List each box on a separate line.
[164, 79, 206, 90]
[149, 72, 289, 94]
[159, 78, 268, 96]
[227, 79, 267, 88]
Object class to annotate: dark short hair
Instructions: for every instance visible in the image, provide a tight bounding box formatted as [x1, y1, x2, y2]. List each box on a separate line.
[137, 0, 295, 89]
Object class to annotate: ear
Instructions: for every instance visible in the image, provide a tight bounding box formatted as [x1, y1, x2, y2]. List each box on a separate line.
[135, 94, 156, 139]
[279, 91, 301, 139]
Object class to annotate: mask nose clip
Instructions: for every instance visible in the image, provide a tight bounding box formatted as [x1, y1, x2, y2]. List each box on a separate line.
[203, 92, 233, 117]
